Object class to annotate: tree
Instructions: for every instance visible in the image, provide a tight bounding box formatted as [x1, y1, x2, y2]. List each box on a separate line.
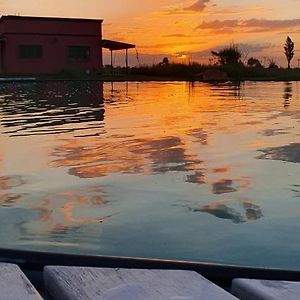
[268, 59, 279, 69]
[247, 57, 263, 68]
[159, 57, 169, 66]
[284, 36, 295, 69]
[211, 45, 242, 65]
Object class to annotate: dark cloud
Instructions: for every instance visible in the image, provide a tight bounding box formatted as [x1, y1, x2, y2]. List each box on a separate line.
[196, 18, 300, 33]
[184, 0, 211, 12]
[162, 33, 193, 38]
[165, 0, 211, 15]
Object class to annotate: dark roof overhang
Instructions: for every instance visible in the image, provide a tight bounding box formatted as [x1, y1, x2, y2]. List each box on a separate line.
[102, 39, 135, 51]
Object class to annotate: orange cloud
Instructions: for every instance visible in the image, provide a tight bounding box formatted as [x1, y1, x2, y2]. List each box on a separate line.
[139, 40, 207, 52]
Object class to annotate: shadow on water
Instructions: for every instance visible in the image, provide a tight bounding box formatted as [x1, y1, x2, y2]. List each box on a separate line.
[283, 82, 293, 109]
[0, 81, 105, 136]
[212, 179, 237, 194]
[209, 81, 243, 100]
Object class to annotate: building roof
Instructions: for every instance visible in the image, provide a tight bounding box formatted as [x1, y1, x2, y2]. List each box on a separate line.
[0, 15, 103, 23]
[102, 39, 135, 51]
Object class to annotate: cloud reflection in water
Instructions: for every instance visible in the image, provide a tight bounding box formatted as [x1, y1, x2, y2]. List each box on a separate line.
[53, 136, 203, 178]
[0, 175, 26, 207]
[192, 199, 263, 224]
[258, 143, 300, 163]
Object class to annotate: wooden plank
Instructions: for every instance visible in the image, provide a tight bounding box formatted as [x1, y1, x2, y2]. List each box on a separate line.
[0, 263, 43, 300]
[232, 278, 300, 300]
[44, 266, 237, 300]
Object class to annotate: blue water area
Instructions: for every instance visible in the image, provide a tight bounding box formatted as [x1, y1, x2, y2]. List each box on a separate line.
[0, 80, 300, 269]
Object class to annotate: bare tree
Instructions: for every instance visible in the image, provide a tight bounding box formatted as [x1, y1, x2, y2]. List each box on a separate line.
[284, 36, 295, 69]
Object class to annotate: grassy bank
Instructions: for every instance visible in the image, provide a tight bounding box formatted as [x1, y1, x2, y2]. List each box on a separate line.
[130, 63, 300, 81]
[2, 64, 300, 82]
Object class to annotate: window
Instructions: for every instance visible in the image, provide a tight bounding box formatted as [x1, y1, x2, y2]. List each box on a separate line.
[19, 45, 43, 59]
[68, 46, 90, 61]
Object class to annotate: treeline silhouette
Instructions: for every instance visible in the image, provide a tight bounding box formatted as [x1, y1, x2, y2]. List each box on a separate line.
[131, 36, 300, 81]
[130, 62, 300, 81]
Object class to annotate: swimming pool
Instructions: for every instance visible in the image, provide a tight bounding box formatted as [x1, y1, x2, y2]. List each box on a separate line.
[1, 81, 300, 269]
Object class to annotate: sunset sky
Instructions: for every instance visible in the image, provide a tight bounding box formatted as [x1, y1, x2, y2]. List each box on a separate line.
[1, 0, 300, 66]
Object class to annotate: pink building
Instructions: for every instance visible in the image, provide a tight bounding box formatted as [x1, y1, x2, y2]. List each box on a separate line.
[0, 16, 103, 74]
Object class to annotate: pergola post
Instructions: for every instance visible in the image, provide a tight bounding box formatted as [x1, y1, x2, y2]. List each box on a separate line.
[125, 49, 128, 69]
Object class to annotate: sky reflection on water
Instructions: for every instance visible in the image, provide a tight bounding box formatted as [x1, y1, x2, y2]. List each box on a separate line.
[1, 81, 300, 269]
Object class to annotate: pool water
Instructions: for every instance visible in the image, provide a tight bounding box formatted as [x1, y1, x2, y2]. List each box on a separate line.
[1, 81, 300, 269]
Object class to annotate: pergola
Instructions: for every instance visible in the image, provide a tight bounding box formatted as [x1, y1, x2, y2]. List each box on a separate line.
[102, 39, 135, 68]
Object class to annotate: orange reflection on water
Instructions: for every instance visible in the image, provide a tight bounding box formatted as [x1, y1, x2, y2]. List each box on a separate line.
[0, 175, 24, 190]
[52, 139, 149, 178]
[0, 194, 23, 206]
[212, 167, 231, 173]
[4, 81, 300, 258]
[51, 83, 253, 179]
[27, 187, 110, 236]
[52, 135, 202, 178]
[0, 175, 25, 206]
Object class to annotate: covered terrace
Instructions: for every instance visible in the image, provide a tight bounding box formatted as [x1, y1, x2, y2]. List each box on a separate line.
[102, 39, 135, 68]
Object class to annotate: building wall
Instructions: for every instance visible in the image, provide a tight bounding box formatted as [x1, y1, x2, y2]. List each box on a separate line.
[3, 34, 102, 74]
[0, 17, 102, 75]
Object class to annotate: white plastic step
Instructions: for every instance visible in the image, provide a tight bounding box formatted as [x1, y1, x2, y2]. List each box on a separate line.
[0, 263, 43, 300]
[44, 266, 238, 300]
[232, 278, 300, 300]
